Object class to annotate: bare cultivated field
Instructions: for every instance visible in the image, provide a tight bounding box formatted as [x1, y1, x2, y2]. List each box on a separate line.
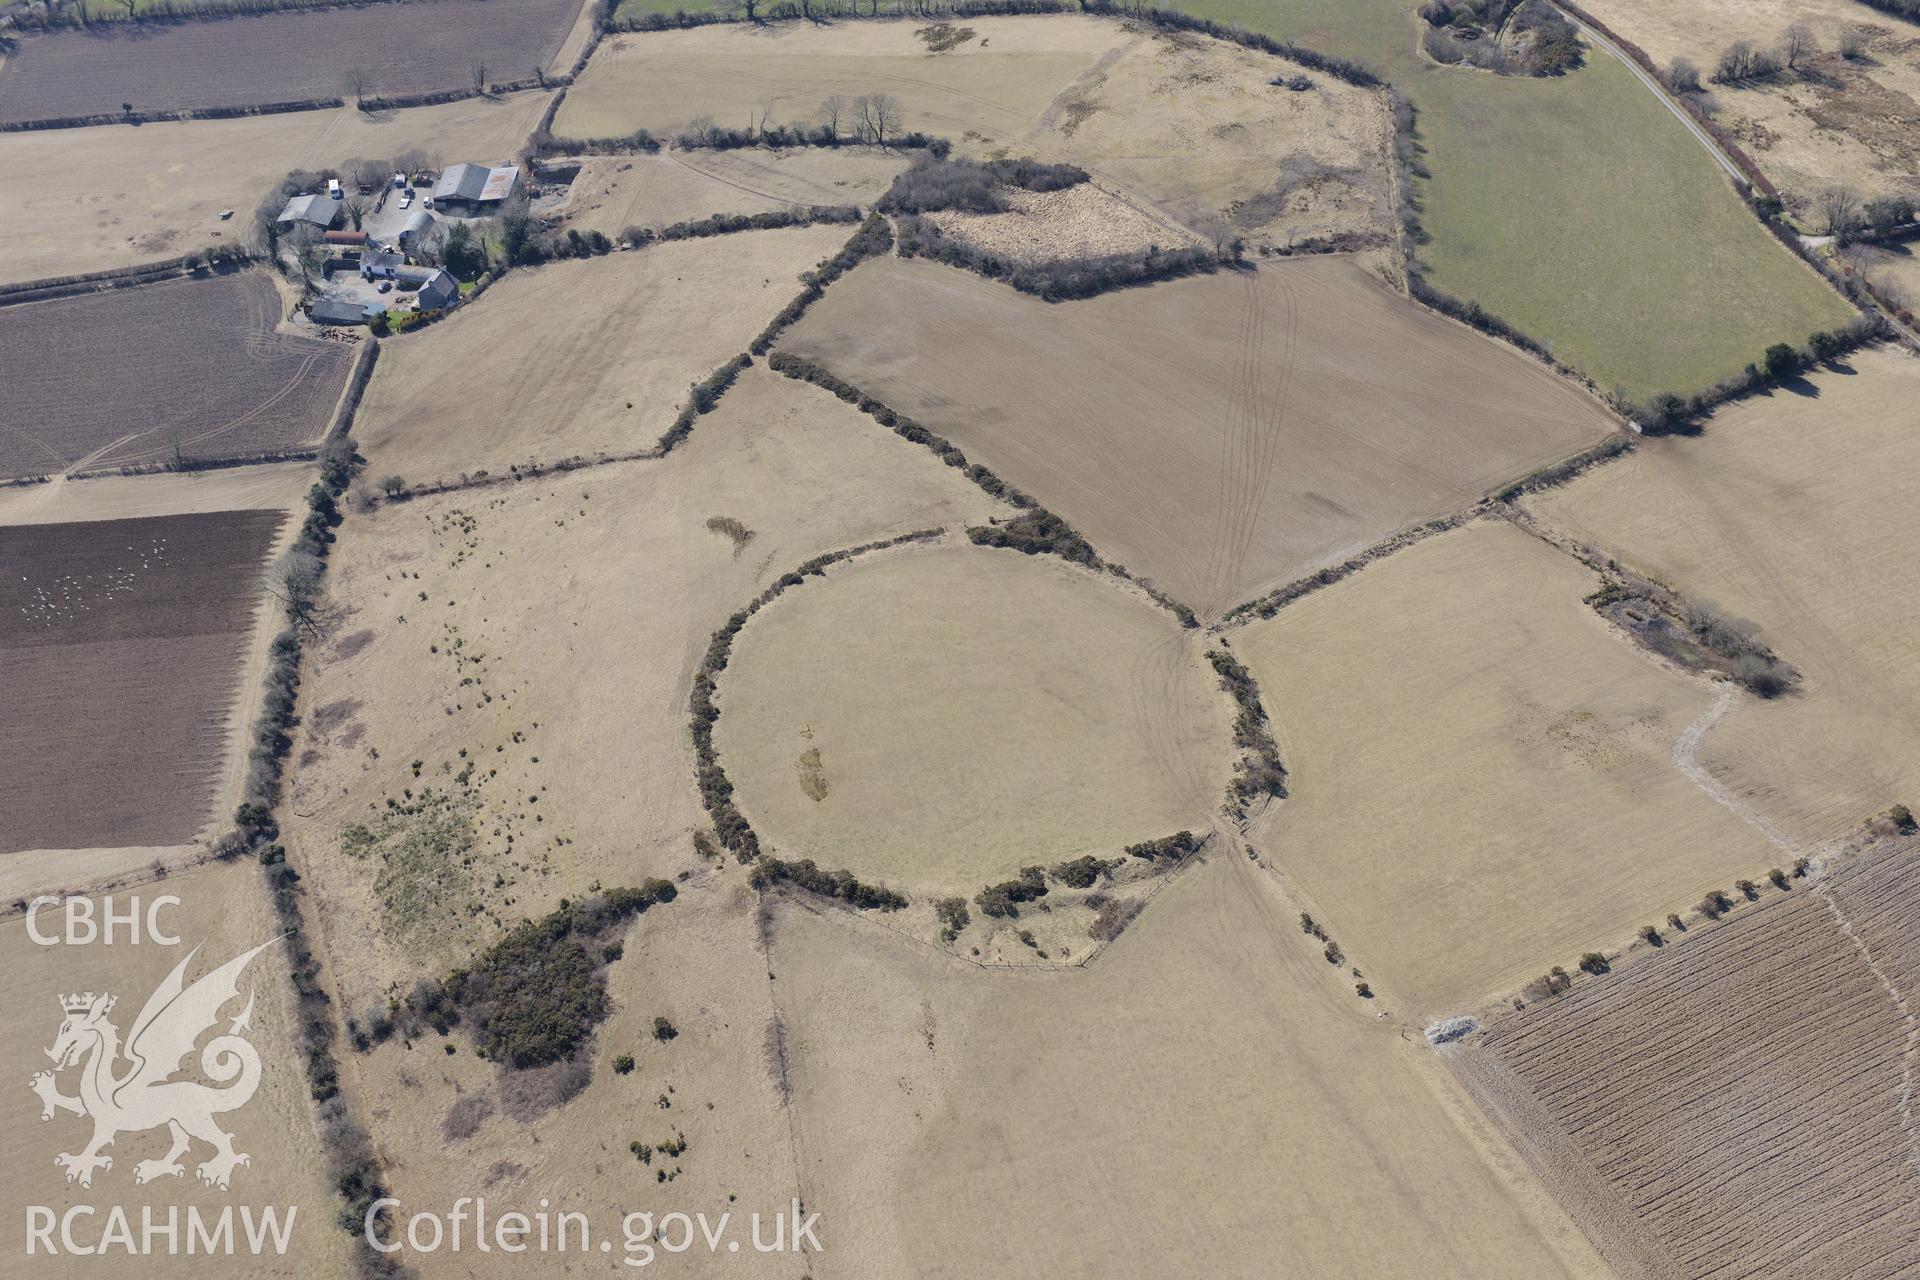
[1236, 520, 1778, 1015]
[0, 90, 551, 286]
[335, 882, 804, 1279]
[0, 508, 288, 855]
[560, 16, 1392, 246]
[557, 147, 909, 239]
[281, 366, 1002, 1007]
[1528, 347, 1920, 850]
[783, 253, 1618, 618]
[351, 224, 852, 484]
[1450, 835, 1920, 1280]
[771, 848, 1610, 1279]
[0, 0, 585, 123]
[0, 865, 351, 1277]
[925, 182, 1200, 263]
[1578, 0, 1920, 213]
[0, 272, 352, 479]
[716, 542, 1228, 893]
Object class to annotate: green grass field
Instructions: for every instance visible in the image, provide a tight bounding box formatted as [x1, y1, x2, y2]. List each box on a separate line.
[1179, 0, 1855, 401]
[605, 0, 1854, 400]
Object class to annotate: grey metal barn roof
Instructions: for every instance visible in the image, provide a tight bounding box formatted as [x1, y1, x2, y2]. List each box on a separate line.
[277, 192, 339, 227]
[310, 298, 367, 325]
[433, 163, 518, 204]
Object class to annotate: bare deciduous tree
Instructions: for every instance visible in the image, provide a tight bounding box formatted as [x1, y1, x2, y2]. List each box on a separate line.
[756, 95, 776, 136]
[1819, 186, 1860, 239]
[1666, 56, 1701, 94]
[1780, 22, 1816, 72]
[470, 58, 489, 95]
[820, 94, 845, 138]
[1839, 26, 1871, 61]
[867, 93, 902, 145]
[342, 67, 374, 104]
[270, 552, 328, 636]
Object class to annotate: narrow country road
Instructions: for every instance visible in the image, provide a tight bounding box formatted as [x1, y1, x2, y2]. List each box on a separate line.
[1553, 6, 1746, 187]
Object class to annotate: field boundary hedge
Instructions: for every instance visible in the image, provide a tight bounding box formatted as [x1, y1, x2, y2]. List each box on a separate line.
[0, 96, 344, 131]
[0, 248, 257, 308]
[72, 446, 323, 481]
[895, 212, 1238, 301]
[765, 350, 1200, 626]
[205, 340, 407, 1272]
[1219, 436, 1636, 625]
[1206, 645, 1286, 818]
[1220, 512, 1470, 626]
[690, 528, 944, 880]
[750, 212, 894, 354]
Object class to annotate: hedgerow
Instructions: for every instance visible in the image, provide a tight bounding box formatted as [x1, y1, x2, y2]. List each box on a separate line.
[895, 214, 1236, 301]
[748, 858, 907, 910]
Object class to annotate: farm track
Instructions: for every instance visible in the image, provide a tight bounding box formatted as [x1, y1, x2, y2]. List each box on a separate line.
[1456, 837, 1920, 1280]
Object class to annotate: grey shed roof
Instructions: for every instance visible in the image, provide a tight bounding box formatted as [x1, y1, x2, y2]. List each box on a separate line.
[310, 298, 367, 325]
[277, 192, 339, 227]
[362, 250, 404, 273]
[415, 269, 459, 310]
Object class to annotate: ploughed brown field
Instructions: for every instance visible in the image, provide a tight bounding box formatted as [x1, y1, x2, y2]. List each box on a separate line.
[0, 0, 585, 123]
[0, 271, 351, 480]
[0, 508, 286, 853]
[782, 252, 1618, 619]
[1450, 836, 1920, 1280]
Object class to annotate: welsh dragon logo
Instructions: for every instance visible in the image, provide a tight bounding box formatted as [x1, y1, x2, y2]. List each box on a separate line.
[28, 939, 277, 1191]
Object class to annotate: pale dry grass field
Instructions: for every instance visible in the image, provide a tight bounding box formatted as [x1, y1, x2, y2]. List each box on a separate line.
[0, 865, 351, 1278]
[0, 91, 552, 285]
[1578, 0, 1920, 213]
[350, 225, 852, 485]
[771, 847, 1611, 1280]
[557, 147, 909, 239]
[1842, 238, 1920, 316]
[338, 882, 803, 1279]
[1527, 347, 1920, 852]
[783, 253, 1617, 619]
[561, 16, 1391, 246]
[557, 17, 1123, 146]
[0, 464, 315, 528]
[1030, 26, 1393, 246]
[282, 366, 1003, 1008]
[716, 541, 1229, 893]
[1236, 520, 1778, 1016]
[1450, 834, 1920, 1280]
[924, 182, 1199, 263]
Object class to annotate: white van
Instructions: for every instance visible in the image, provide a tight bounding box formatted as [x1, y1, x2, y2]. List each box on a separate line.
[327, 178, 342, 199]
